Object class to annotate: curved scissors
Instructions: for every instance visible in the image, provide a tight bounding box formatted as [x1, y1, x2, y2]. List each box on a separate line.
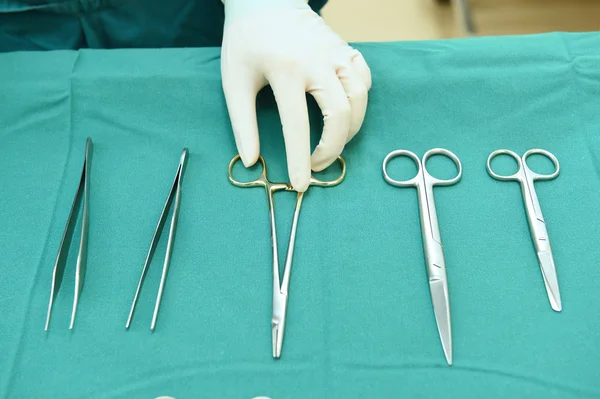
[228, 154, 346, 359]
[487, 149, 561, 312]
[383, 148, 462, 366]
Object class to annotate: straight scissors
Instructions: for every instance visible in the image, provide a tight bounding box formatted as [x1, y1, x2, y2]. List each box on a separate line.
[228, 154, 346, 359]
[382, 148, 462, 366]
[487, 149, 561, 311]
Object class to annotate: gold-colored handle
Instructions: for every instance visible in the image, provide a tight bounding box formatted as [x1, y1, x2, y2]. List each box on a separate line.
[309, 156, 346, 188]
[228, 154, 269, 187]
[228, 154, 346, 189]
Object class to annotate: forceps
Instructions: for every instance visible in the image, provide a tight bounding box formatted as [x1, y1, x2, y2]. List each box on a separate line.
[487, 149, 561, 311]
[126, 148, 188, 331]
[46, 137, 93, 331]
[382, 148, 462, 366]
[228, 154, 346, 359]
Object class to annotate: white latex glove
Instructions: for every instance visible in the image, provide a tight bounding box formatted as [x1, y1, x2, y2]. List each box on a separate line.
[221, 0, 372, 192]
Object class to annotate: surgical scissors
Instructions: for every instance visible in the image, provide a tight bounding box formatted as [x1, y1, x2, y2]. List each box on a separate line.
[382, 148, 462, 366]
[487, 149, 561, 312]
[228, 154, 346, 359]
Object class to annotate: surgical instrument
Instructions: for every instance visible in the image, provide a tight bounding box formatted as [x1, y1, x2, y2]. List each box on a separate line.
[228, 154, 346, 359]
[46, 137, 93, 331]
[382, 148, 462, 366]
[486, 149, 561, 311]
[126, 148, 189, 331]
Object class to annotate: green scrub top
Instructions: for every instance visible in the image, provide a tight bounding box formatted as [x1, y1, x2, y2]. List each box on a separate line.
[0, 0, 328, 52]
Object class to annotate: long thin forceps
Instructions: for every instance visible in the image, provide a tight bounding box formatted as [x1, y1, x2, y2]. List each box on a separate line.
[126, 148, 189, 331]
[228, 154, 346, 359]
[46, 137, 93, 331]
[382, 148, 462, 366]
[487, 149, 561, 311]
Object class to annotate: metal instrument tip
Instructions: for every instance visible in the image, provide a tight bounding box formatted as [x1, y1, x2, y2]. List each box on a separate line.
[430, 279, 453, 367]
[444, 346, 453, 366]
[537, 251, 562, 312]
[550, 295, 562, 312]
[272, 320, 284, 359]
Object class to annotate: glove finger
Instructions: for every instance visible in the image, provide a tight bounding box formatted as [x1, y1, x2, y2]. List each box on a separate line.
[349, 48, 372, 90]
[222, 62, 262, 167]
[308, 70, 352, 172]
[337, 62, 368, 143]
[267, 71, 311, 192]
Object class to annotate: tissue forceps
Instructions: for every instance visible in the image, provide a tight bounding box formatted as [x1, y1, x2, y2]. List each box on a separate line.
[46, 137, 93, 331]
[487, 149, 561, 311]
[228, 154, 346, 359]
[126, 148, 188, 331]
[382, 148, 462, 366]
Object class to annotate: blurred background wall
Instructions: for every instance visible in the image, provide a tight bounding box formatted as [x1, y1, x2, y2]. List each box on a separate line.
[320, 0, 600, 41]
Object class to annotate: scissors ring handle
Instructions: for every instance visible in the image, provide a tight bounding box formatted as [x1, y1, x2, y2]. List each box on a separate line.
[309, 156, 347, 187]
[523, 149, 560, 180]
[228, 154, 268, 187]
[382, 149, 422, 187]
[486, 149, 523, 181]
[422, 148, 462, 186]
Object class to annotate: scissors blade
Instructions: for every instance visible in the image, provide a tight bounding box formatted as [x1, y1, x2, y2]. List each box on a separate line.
[272, 291, 288, 359]
[537, 250, 562, 312]
[429, 278, 452, 365]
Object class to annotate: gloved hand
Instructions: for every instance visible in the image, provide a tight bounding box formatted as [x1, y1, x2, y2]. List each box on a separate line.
[221, 0, 372, 192]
